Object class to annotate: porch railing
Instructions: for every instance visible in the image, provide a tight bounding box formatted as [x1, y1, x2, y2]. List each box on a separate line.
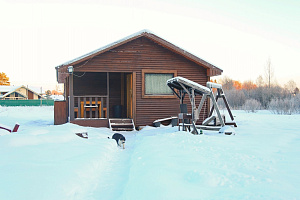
[71, 95, 108, 119]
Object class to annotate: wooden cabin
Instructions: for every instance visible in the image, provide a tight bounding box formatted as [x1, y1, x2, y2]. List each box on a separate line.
[55, 30, 223, 129]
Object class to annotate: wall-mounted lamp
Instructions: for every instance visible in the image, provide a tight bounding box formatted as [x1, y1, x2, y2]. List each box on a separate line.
[68, 66, 74, 74]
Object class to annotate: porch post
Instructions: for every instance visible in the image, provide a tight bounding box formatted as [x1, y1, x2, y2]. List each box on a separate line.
[69, 72, 74, 121]
[107, 72, 109, 118]
[132, 72, 136, 124]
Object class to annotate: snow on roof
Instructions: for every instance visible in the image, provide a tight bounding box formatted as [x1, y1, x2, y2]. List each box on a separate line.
[0, 85, 42, 98]
[0, 85, 19, 93]
[167, 76, 211, 94]
[56, 29, 153, 68]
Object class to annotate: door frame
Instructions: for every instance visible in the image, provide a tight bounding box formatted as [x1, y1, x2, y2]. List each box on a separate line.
[124, 72, 136, 122]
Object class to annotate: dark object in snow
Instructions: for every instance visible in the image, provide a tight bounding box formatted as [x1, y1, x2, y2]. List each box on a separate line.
[219, 126, 236, 135]
[0, 123, 19, 133]
[108, 133, 126, 149]
[75, 132, 88, 139]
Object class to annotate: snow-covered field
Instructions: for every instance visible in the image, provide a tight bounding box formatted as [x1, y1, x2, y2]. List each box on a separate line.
[0, 106, 299, 200]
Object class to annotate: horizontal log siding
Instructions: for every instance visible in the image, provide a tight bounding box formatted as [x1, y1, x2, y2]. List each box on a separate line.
[73, 37, 209, 126]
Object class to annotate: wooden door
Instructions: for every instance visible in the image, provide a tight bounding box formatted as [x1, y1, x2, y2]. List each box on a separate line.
[126, 73, 133, 118]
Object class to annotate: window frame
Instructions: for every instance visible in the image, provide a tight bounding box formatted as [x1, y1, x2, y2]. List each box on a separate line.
[142, 69, 177, 98]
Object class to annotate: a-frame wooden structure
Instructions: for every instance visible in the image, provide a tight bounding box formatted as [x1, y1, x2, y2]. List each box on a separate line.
[167, 77, 237, 134]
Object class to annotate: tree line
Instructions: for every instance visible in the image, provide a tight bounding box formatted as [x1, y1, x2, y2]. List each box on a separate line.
[213, 76, 300, 114]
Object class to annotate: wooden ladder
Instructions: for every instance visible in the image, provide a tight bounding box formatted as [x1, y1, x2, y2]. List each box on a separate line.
[109, 119, 135, 131]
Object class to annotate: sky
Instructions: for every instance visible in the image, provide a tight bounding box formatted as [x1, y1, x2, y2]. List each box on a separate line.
[0, 0, 299, 91]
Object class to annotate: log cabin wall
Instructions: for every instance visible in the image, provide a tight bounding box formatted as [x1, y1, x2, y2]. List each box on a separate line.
[70, 37, 209, 127]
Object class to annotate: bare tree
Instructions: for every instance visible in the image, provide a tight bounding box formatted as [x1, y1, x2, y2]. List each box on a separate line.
[284, 80, 297, 95]
[256, 75, 264, 87]
[220, 76, 234, 90]
[264, 58, 274, 88]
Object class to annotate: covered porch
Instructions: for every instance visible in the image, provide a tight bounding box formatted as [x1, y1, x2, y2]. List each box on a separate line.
[64, 71, 136, 127]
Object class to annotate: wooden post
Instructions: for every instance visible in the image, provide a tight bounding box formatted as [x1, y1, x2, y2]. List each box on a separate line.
[191, 89, 195, 122]
[95, 97, 98, 118]
[221, 90, 235, 121]
[107, 72, 109, 119]
[84, 97, 87, 118]
[69, 73, 74, 121]
[210, 91, 224, 126]
[100, 97, 103, 118]
[132, 72, 136, 124]
[120, 73, 124, 107]
[89, 97, 92, 118]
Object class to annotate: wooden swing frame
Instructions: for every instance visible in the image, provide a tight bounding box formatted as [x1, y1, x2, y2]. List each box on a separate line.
[167, 77, 237, 134]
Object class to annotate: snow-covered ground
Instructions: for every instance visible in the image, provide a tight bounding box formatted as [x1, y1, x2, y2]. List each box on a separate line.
[0, 106, 299, 200]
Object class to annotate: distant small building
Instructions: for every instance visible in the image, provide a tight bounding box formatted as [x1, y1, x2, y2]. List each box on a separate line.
[0, 85, 44, 100]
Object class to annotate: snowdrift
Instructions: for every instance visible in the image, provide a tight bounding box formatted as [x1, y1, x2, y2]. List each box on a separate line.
[0, 106, 299, 200]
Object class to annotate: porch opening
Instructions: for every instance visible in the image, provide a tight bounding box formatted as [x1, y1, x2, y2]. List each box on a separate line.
[70, 72, 133, 120]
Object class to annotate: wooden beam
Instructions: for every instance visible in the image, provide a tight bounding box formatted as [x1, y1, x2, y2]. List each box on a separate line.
[222, 94, 235, 121]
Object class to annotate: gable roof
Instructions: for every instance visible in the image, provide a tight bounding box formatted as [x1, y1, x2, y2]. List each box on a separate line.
[56, 29, 222, 76]
[0, 85, 19, 93]
[0, 85, 43, 99]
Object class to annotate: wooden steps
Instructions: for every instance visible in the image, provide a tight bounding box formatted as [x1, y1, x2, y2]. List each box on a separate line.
[109, 118, 135, 131]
